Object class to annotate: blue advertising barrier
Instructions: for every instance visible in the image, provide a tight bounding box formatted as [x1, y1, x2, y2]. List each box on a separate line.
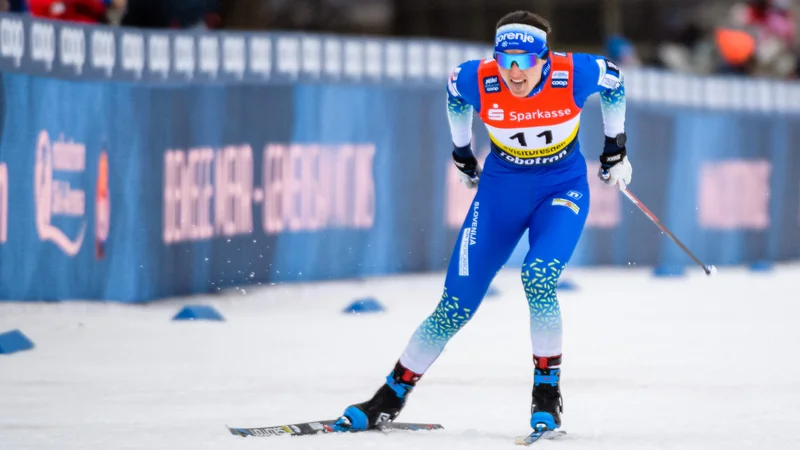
[0, 13, 799, 302]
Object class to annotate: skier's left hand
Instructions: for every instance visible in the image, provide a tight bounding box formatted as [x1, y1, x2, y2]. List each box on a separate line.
[598, 134, 631, 191]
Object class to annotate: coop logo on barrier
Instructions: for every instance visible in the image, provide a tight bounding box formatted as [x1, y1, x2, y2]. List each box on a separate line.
[30, 21, 55, 71]
[199, 35, 219, 79]
[385, 42, 403, 80]
[148, 34, 170, 78]
[0, 162, 7, 244]
[301, 36, 321, 78]
[344, 40, 363, 79]
[174, 35, 195, 79]
[426, 44, 444, 80]
[121, 32, 144, 79]
[324, 38, 341, 78]
[364, 41, 382, 79]
[223, 35, 245, 79]
[406, 43, 424, 79]
[249, 36, 270, 78]
[59, 26, 86, 75]
[276, 36, 299, 79]
[277, 38, 300, 79]
[34, 130, 87, 256]
[91, 29, 115, 76]
[0, 17, 24, 67]
[0, 14, 504, 89]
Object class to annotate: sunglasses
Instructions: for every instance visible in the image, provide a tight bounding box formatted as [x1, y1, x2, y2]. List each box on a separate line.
[494, 50, 548, 70]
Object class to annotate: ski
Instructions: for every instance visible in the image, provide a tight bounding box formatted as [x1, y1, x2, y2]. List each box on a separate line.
[514, 429, 567, 445]
[228, 419, 444, 438]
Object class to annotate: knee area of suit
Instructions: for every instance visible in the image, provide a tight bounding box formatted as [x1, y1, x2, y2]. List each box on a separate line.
[520, 258, 566, 292]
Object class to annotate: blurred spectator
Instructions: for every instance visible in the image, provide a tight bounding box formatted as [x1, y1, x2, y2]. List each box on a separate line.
[724, 0, 797, 78]
[121, 0, 221, 29]
[27, 0, 126, 24]
[606, 34, 641, 67]
[9, 0, 25, 11]
[731, 0, 795, 47]
[0, 0, 7, 11]
[653, 1, 798, 80]
[656, 19, 718, 75]
[714, 27, 757, 75]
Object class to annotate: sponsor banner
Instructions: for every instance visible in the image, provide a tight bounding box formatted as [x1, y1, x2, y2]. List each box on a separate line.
[0, 13, 484, 85]
[0, 75, 462, 301]
[1, 15, 800, 302]
[2, 12, 800, 113]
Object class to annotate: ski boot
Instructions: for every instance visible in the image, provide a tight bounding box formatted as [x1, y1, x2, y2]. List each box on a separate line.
[333, 360, 421, 432]
[522, 355, 565, 443]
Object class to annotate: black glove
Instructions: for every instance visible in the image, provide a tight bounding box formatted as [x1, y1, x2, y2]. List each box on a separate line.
[452, 145, 481, 189]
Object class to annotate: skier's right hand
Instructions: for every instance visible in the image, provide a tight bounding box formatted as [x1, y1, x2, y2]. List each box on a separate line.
[452, 147, 481, 189]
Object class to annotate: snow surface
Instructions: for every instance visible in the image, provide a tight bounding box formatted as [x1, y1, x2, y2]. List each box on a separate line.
[2, 264, 800, 450]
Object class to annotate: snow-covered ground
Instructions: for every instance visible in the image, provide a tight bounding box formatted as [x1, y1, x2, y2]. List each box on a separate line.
[1, 264, 799, 450]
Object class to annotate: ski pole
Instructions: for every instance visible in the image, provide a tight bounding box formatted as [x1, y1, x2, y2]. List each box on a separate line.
[620, 187, 717, 276]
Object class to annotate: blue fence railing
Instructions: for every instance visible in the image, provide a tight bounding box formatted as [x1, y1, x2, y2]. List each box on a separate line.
[1, 13, 799, 302]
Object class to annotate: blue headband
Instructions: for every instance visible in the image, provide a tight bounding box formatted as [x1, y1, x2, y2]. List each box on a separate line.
[494, 23, 548, 55]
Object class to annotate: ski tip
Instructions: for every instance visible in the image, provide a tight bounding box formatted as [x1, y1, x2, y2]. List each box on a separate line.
[227, 426, 250, 437]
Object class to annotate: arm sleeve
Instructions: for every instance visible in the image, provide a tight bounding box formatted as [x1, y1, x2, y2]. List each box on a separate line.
[446, 60, 482, 150]
[572, 53, 627, 138]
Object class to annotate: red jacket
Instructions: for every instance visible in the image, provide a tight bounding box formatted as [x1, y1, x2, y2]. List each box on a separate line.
[27, 0, 109, 24]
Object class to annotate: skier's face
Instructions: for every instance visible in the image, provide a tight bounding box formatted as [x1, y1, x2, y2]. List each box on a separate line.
[496, 50, 546, 98]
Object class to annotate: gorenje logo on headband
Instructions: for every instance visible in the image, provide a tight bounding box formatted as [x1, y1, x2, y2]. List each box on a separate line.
[495, 32, 536, 45]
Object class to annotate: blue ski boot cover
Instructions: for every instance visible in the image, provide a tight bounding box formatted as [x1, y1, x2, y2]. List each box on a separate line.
[334, 361, 421, 431]
[530, 354, 563, 431]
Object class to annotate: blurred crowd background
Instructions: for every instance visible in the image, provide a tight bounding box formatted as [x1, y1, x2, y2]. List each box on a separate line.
[1, 0, 797, 79]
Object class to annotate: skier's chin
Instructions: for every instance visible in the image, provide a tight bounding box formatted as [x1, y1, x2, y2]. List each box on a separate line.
[508, 80, 530, 98]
